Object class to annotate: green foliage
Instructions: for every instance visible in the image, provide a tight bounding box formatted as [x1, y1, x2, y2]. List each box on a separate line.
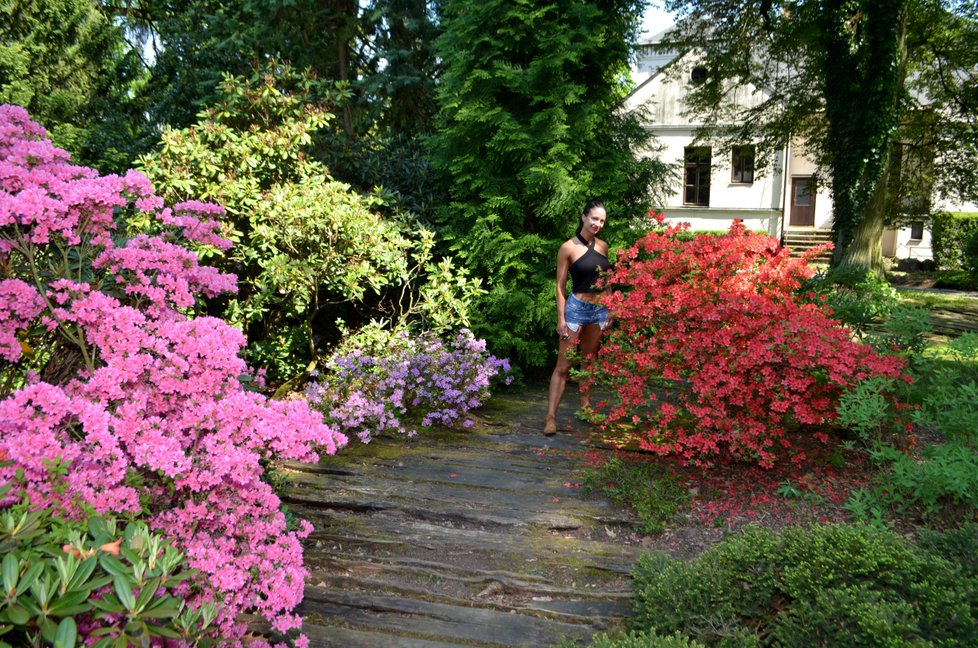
[630, 524, 978, 647]
[933, 269, 978, 291]
[429, 0, 672, 367]
[581, 457, 686, 535]
[836, 376, 900, 443]
[808, 268, 899, 335]
[845, 333, 978, 520]
[0, 0, 153, 172]
[124, 0, 440, 215]
[917, 523, 978, 579]
[130, 0, 366, 130]
[140, 65, 471, 381]
[932, 211, 978, 271]
[0, 485, 218, 647]
[912, 333, 978, 443]
[866, 303, 933, 356]
[964, 229, 978, 277]
[874, 441, 978, 514]
[587, 630, 707, 648]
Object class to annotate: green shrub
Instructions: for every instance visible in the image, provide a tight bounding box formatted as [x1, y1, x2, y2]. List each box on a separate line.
[139, 64, 485, 383]
[913, 333, 978, 444]
[836, 376, 900, 443]
[917, 523, 978, 579]
[808, 268, 898, 335]
[872, 441, 978, 514]
[932, 211, 978, 271]
[629, 524, 978, 647]
[964, 229, 978, 277]
[866, 303, 933, 357]
[848, 333, 978, 521]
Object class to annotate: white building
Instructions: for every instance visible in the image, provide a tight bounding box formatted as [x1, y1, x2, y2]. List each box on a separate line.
[625, 32, 961, 261]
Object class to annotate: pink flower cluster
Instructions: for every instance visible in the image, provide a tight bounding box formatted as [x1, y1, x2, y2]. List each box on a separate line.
[0, 278, 44, 361]
[0, 104, 347, 644]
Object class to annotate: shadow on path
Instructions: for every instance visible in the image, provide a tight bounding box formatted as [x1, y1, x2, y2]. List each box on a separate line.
[280, 384, 644, 647]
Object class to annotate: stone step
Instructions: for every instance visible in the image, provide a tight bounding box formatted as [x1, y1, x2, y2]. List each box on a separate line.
[300, 589, 602, 648]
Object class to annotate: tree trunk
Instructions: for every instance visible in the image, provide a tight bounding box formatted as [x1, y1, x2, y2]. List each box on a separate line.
[822, 0, 908, 274]
[838, 160, 889, 274]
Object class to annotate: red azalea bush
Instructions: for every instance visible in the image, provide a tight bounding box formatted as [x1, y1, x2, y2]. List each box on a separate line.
[587, 218, 906, 468]
[0, 104, 347, 645]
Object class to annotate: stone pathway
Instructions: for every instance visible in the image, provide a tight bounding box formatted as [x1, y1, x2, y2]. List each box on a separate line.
[279, 386, 645, 647]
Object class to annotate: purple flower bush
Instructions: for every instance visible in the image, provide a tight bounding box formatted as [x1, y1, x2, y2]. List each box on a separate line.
[0, 104, 347, 645]
[307, 329, 512, 443]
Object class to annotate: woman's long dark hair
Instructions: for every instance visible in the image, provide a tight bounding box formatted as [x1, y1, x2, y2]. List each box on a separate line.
[575, 199, 605, 236]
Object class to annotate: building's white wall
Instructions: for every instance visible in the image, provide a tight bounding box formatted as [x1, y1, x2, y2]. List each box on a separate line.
[649, 129, 784, 237]
[883, 227, 933, 260]
[629, 59, 792, 240]
[933, 196, 978, 213]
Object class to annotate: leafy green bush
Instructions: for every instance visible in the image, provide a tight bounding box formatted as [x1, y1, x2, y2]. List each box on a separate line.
[866, 303, 933, 357]
[872, 441, 978, 514]
[913, 333, 978, 444]
[917, 523, 978, 579]
[835, 375, 899, 443]
[808, 267, 899, 335]
[0, 485, 217, 647]
[139, 64, 478, 382]
[964, 228, 978, 277]
[843, 333, 978, 521]
[932, 211, 978, 271]
[630, 524, 978, 647]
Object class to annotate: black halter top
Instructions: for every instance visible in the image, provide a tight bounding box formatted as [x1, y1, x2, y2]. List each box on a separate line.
[569, 233, 611, 293]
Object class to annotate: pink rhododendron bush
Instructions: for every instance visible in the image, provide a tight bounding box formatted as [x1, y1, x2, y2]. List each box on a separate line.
[585, 218, 907, 468]
[0, 104, 347, 644]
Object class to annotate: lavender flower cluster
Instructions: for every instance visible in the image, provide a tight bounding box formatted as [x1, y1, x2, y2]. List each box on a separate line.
[307, 329, 512, 443]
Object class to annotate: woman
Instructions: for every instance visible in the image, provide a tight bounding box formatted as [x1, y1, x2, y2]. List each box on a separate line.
[543, 200, 612, 435]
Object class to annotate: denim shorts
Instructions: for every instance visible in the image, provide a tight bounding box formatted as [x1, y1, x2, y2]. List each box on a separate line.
[564, 293, 610, 332]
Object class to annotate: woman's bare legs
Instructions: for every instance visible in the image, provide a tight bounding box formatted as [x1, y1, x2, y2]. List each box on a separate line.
[544, 329, 580, 434]
[577, 324, 603, 410]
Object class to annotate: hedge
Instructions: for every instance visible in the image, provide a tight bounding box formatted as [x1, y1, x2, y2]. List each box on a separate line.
[932, 211, 978, 270]
[620, 524, 978, 648]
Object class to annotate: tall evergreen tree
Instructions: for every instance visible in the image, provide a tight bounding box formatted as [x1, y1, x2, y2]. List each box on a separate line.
[0, 0, 152, 172]
[429, 0, 670, 369]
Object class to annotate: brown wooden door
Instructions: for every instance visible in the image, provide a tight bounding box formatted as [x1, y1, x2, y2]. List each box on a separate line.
[789, 177, 815, 226]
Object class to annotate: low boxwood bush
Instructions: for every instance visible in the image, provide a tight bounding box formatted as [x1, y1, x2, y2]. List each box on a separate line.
[628, 524, 978, 647]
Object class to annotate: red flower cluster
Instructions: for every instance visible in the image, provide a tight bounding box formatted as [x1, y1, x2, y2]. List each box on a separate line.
[588, 220, 906, 467]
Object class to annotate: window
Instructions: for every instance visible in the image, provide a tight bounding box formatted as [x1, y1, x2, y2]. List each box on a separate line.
[684, 146, 711, 206]
[910, 221, 924, 240]
[731, 145, 755, 184]
[690, 66, 708, 85]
